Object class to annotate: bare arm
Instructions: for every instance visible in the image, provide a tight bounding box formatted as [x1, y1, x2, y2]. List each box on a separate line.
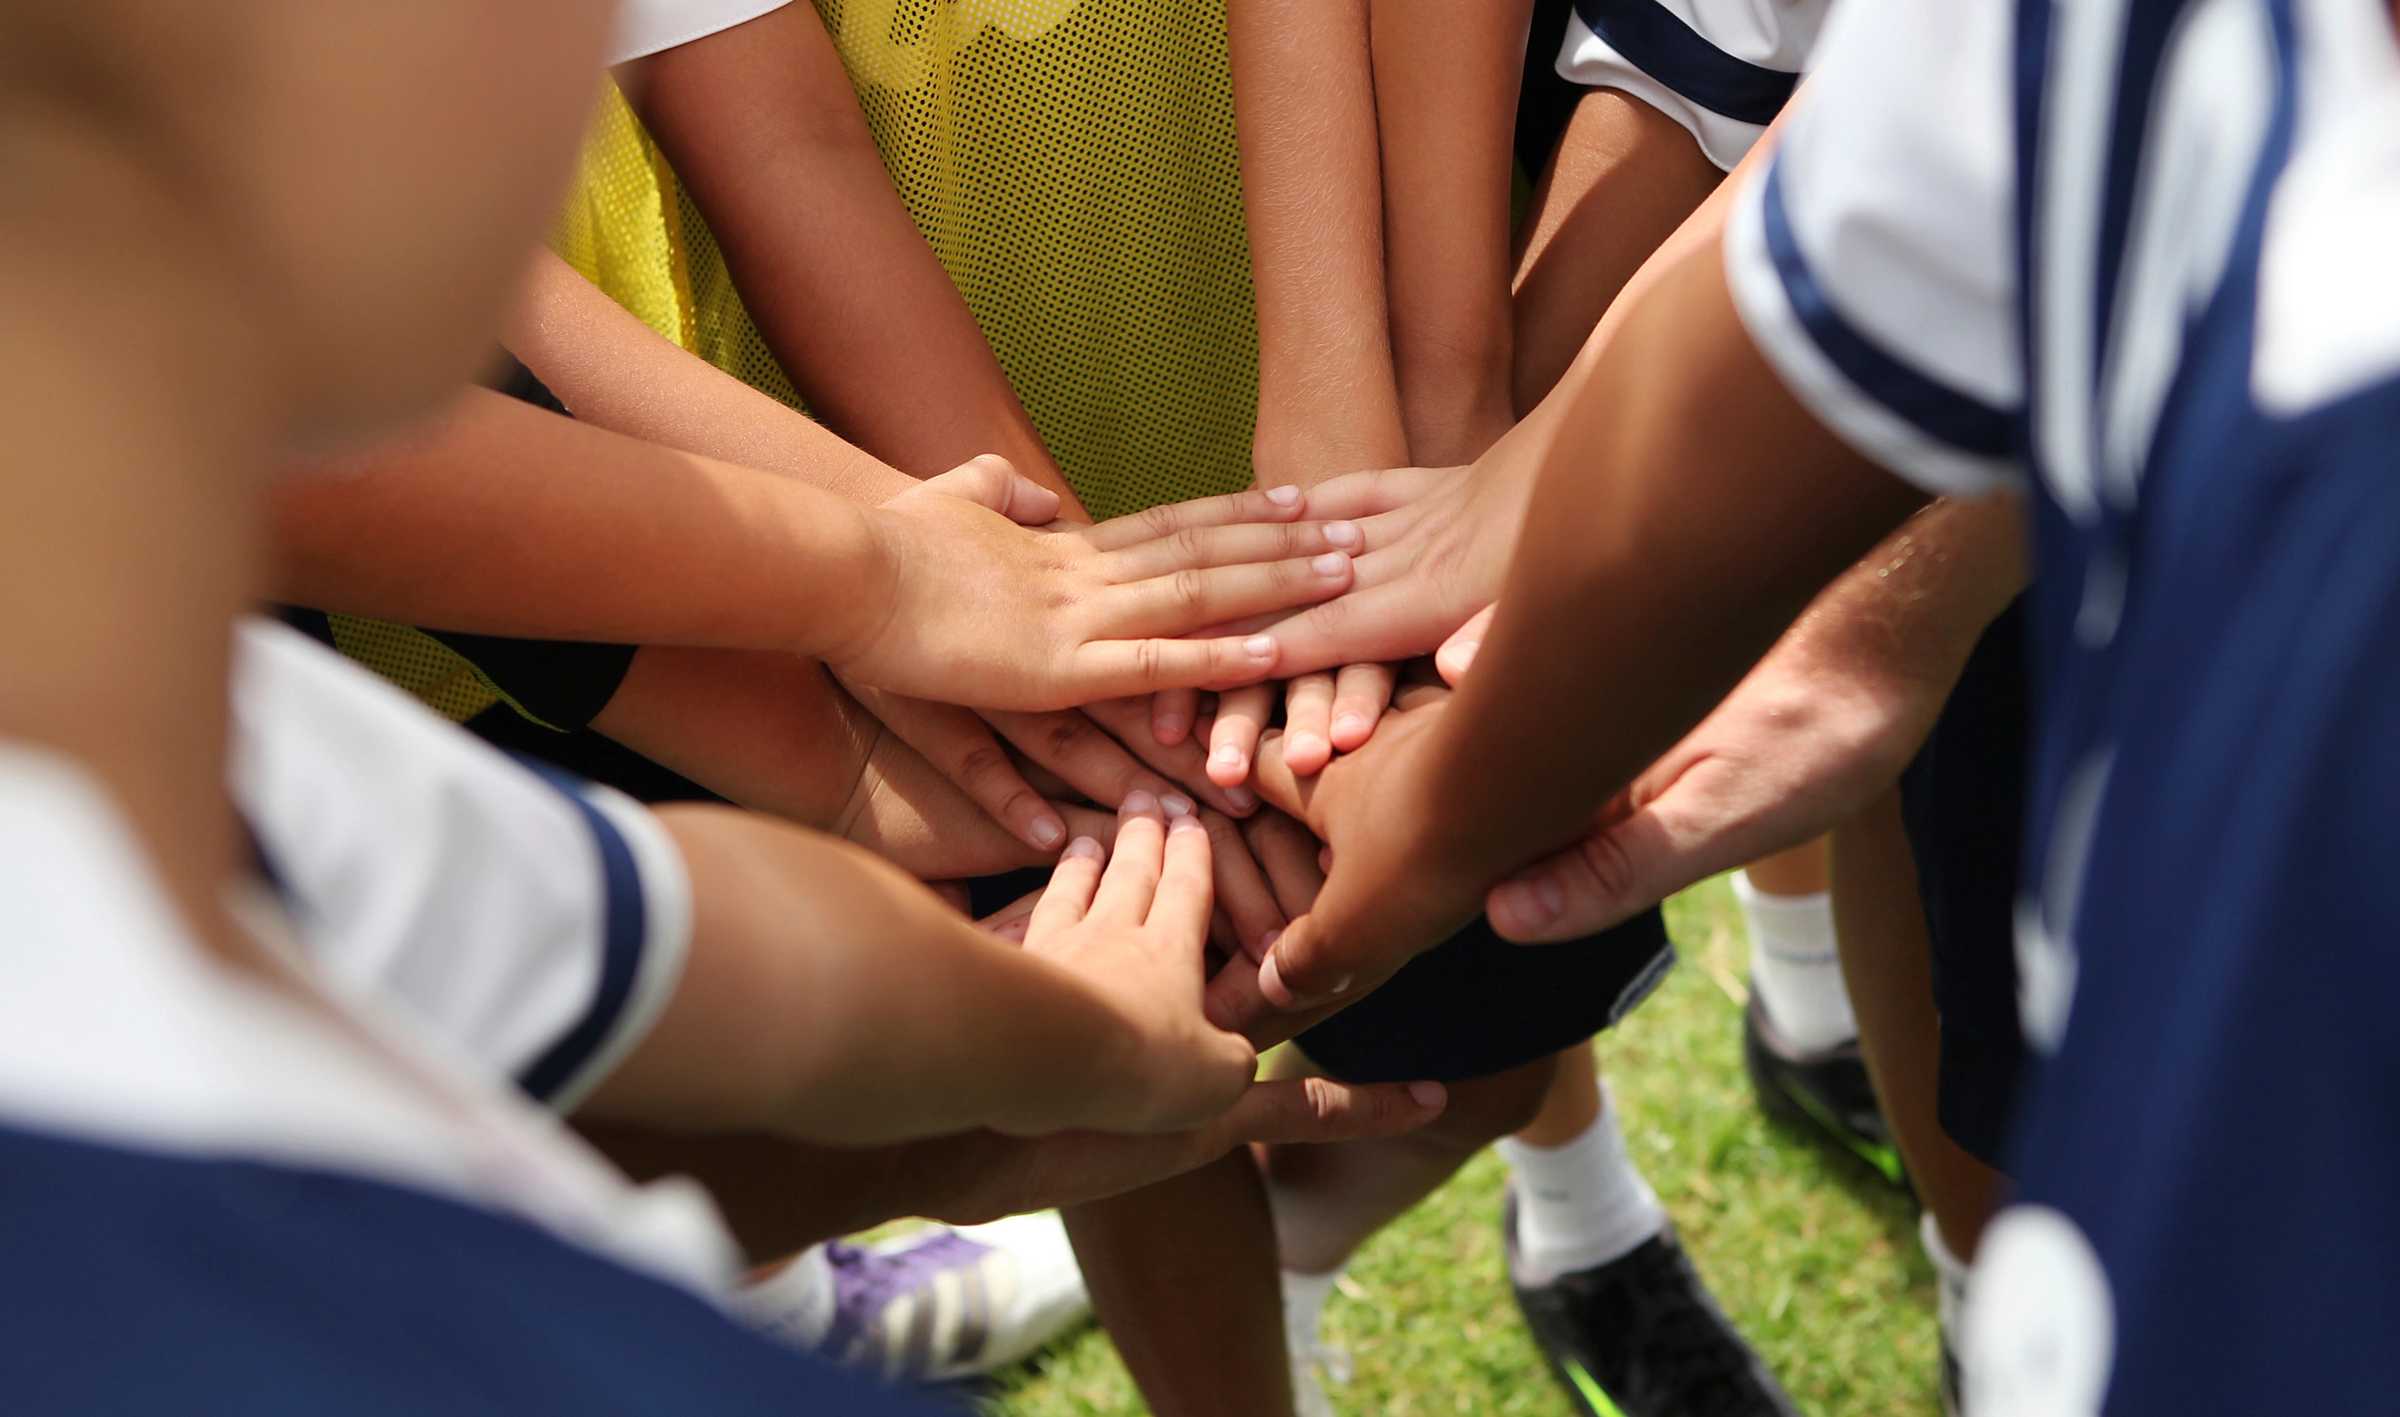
[1227, 0, 1410, 483]
[1256, 231, 1932, 1010]
[504, 248, 919, 505]
[583, 803, 1256, 1144]
[616, 5, 1088, 516]
[1371, 0, 1533, 465]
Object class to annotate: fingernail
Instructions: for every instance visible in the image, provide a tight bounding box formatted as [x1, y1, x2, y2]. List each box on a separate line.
[1289, 733, 1327, 762]
[1444, 640, 1480, 670]
[1318, 846, 1334, 873]
[1536, 875, 1566, 916]
[1264, 484, 1301, 506]
[1170, 812, 1205, 834]
[1311, 552, 1349, 576]
[1331, 973, 1354, 995]
[1064, 836, 1104, 861]
[1211, 744, 1245, 770]
[1154, 713, 1187, 740]
[1122, 789, 1159, 816]
[1323, 520, 1360, 549]
[1225, 785, 1257, 811]
[1160, 791, 1196, 818]
[1494, 878, 1559, 925]
[1331, 712, 1369, 742]
[1244, 635, 1277, 659]
[1408, 1081, 1447, 1108]
[1029, 816, 1065, 848]
[1259, 953, 1294, 1006]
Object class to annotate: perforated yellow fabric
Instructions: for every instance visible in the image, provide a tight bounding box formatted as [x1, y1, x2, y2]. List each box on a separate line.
[573, 0, 1265, 521]
[326, 616, 504, 724]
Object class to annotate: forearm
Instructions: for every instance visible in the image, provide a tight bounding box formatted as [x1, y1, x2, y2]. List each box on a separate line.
[1415, 239, 1928, 883]
[588, 648, 876, 830]
[622, 7, 1089, 518]
[587, 805, 1138, 1144]
[1371, 0, 1532, 465]
[270, 387, 889, 655]
[504, 249, 917, 504]
[1228, 0, 1409, 482]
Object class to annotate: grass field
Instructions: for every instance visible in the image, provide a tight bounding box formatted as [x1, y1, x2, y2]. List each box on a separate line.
[982, 876, 1938, 1417]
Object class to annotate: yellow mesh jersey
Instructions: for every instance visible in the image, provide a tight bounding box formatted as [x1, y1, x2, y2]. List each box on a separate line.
[574, 0, 1264, 520]
[344, 0, 1263, 720]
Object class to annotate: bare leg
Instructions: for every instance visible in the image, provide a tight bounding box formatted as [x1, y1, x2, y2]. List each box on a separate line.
[1266, 1055, 1558, 1275]
[1062, 1150, 1295, 1417]
[1745, 837, 1830, 896]
[1515, 1040, 1601, 1147]
[1831, 790, 2003, 1258]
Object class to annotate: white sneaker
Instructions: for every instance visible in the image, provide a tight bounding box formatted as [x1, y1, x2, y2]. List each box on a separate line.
[739, 1213, 1090, 1384]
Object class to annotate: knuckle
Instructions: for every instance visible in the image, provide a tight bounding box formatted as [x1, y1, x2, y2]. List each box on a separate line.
[1168, 525, 1212, 564]
[1168, 568, 1209, 612]
[1573, 830, 1645, 907]
[1132, 636, 1169, 686]
[1041, 716, 1097, 760]
[955, 742, 1013, 786]
[1134, 502, 1181, 541]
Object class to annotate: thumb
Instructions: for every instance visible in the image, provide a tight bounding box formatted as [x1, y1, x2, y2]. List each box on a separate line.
[1207, 1076, 1448, 1151]
[1434, 604, 1497, 686]
[1484, 808, 1681, 942]
[924, 453, 1062, 526]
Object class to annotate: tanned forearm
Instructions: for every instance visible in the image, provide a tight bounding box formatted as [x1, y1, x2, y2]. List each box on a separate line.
[503, 249, 918, 505]
[269, 388, 891, 655]
[582, 805, 1141, 1145]
[1370, 0, 1532, 464]
[618, 6, 1089, 517]
[1411, 238, 1929, 886]
[1228, 0, 1410, 482]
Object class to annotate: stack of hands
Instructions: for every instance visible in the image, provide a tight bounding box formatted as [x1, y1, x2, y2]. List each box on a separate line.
[829, 446, 1968, 1123]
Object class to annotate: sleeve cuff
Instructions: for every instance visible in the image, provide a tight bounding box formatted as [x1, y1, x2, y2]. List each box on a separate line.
[1726, 158, 2025, 500]
[512, 777, 692, 1113]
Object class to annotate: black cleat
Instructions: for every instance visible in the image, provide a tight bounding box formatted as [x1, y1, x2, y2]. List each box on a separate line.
[1743, 992, 1906, 1188]
[1504, 1188, 1803, 1417]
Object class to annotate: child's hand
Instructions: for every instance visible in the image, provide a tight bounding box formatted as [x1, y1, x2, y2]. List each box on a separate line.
[837, 456, 1360, 710]
[1020, 794, 1259, 1134]
[1201, 676, 1489, 1038]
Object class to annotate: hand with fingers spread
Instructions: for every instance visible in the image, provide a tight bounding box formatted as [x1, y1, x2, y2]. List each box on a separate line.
[829, 456, 1362, 710]
[1017, 795, 1261, 1133]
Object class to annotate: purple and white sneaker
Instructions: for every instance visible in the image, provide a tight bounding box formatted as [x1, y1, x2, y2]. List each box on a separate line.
[735, 1213, 1090, 1385]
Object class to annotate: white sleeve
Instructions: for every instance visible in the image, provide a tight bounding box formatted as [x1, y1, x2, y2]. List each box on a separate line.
[1722, 0, 2027, 497]
[1553, 0, 1829, 171]
[608, 0, 793, 65]
[229, 619, 692, 1114]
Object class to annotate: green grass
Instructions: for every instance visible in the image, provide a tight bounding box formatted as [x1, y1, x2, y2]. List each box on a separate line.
[981, 877, 1938, 1416]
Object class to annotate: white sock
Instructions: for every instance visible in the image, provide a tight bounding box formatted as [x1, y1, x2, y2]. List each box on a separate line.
[732, 1243, 838, 1349]
[1496, 1086, 1668, 1285]
[1736, 871, 1857, 1052]
[1921, 1211, 1972, 1347]
[1282, 1264, 1341, 1351]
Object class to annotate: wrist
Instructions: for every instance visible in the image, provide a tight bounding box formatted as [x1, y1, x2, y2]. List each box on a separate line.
[803, 498, 902, 666]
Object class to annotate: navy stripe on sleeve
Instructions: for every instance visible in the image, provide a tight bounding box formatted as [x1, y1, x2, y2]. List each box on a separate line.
[1759, 161, 2018, 457]
[1570, 0, 1799, 126]
[509, 759, 648, 1105]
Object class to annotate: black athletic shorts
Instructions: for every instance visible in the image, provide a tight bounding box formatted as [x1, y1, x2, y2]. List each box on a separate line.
[1290, 909, 1675, 1084]
[964, 869, 1676, 1086]
[1897, 601, 2030, 1169]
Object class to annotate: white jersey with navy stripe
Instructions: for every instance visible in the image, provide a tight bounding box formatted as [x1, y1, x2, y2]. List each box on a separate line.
[1727, 0, 2400, 1410]
[609, 0, 792, 64]
[1555, 0, 1827, 168]
[230, 619, 690, 1113]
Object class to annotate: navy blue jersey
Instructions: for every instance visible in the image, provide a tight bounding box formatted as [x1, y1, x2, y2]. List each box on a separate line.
[1726, 0, 2400, 1409]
